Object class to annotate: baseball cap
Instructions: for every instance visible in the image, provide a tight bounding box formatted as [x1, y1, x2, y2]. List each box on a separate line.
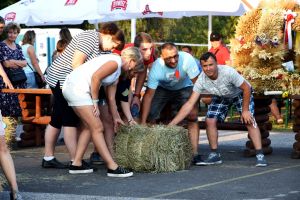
[210, 32, 222, 41]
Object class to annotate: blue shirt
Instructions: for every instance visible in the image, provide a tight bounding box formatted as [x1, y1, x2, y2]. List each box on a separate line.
[147, 51, 200, 90]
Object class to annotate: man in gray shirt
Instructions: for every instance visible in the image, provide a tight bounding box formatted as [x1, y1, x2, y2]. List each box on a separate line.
[169, 52, 267, 167]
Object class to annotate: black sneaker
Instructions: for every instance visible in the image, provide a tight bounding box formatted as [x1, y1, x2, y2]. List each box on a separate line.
[107, 166, 133, 178]
[193, 154, 206, 166]
[90, 152, 104, 165]
[69, 164, 93, 174]
[82, 160, 98, 172]
[42, 158, 67, 169]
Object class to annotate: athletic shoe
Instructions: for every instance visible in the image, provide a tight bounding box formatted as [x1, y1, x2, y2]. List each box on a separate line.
[107, 166, 133, 178]
[202, 152, 223, 165]
[90, 152, 104, 165]
[69, 164, 93, 174]
[256, 154, 268, 167]
[193, 154, 206, 166]
[42, 158, 67, 169]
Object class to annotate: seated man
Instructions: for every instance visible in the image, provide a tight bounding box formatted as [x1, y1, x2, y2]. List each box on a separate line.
[169, 52, 267, 167]
[141, 42, 202, 164]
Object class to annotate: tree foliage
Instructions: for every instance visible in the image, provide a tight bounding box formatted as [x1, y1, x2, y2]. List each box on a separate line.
[0, 0, 18, 10]
[116, 16, 238, 58]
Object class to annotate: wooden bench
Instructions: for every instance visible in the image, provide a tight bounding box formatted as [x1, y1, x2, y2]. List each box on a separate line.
[2, 89, 52, 146]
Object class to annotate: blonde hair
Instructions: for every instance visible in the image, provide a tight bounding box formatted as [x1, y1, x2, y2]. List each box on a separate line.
[121, 47, 144, 72]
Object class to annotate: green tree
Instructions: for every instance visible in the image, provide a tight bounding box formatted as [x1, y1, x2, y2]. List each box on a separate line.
[0, 0, 18, 10]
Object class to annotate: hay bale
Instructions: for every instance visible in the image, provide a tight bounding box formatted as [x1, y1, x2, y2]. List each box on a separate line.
[114, 124, 193, 173]
[2, 117, 18, 149]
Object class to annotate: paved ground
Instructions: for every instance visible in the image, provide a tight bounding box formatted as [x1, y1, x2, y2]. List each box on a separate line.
[0, 130, 299, 200]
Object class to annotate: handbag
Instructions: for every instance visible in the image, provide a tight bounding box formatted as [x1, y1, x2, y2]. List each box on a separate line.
[27, 64, 46, 88]
[6, 68, 27, 85]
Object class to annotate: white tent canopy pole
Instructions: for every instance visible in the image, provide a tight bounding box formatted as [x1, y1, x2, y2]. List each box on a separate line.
[131, 19, 136, 43]
[208, 14, 212, 49]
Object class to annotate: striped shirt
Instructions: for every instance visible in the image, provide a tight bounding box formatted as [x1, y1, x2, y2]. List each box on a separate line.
[46, 30, 100, 88]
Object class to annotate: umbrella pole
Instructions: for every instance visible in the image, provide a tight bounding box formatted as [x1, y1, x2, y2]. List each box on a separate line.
[208, 14, 212, 50]
[131, 18, 137, 43]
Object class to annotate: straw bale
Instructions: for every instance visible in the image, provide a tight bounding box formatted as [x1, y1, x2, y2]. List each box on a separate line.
[114, 124, 192, 173]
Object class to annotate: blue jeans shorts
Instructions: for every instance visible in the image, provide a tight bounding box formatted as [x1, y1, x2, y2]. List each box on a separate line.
[25, 72, 38, 88]
[207, 92, 255, 122]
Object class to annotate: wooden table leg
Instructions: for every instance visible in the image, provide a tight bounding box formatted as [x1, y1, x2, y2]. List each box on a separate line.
[35, 95, 42, 146]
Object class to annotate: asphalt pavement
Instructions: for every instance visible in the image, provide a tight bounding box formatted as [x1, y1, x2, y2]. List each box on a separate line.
[0, 130, 299, 200]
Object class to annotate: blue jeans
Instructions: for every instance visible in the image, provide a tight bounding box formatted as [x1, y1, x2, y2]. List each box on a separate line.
[25, 72, 38, 88]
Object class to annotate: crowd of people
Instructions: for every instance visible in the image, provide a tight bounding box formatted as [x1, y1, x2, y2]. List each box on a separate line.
[0, 16, 273, 199]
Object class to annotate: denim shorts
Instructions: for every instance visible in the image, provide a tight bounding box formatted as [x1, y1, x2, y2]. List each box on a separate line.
[25, 72, 38, 88]
[148, 86, 193, 121]
[207, 92, 255, 122]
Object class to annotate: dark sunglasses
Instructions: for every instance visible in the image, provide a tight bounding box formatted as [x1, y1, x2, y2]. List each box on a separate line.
[164, 54, 179, 62]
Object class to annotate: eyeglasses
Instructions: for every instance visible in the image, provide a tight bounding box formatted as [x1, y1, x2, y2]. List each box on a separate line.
[163, 54, 179, 62]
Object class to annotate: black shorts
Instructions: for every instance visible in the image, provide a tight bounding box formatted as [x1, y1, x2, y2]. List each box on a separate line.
[49, 81, 79, 128]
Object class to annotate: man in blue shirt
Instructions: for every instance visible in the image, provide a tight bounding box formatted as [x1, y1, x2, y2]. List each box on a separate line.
[141, 42, 203, 164]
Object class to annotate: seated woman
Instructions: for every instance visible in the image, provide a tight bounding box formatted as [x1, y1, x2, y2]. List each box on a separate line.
[62, 47, 143, 177]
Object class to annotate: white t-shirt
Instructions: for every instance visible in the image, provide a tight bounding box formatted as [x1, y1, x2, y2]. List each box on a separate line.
[62, 54, 121, 106]
[193, 65, 245, 98]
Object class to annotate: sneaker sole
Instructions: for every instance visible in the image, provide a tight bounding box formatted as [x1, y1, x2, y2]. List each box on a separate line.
[256, 164, 267, 167]
[201, 160, 223, 166]
[107, 172, 133, 178]
[194, 162, 207, 166]
[42, 165, 67, 169]
[69, 169, 94, 174]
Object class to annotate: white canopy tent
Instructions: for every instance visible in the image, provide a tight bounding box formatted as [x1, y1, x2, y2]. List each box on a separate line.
[97, 0, 259, 43]
[28, 0, 105, 26]
[0, 0, 259, 43]
[0, 0, 106, 26]
[0, 0, 37, 25]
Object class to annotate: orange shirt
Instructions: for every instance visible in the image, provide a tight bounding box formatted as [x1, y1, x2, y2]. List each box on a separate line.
[209, 44, 230, 65]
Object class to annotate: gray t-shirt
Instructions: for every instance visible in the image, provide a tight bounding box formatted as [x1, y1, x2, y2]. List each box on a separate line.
[193, 65, 245, 98]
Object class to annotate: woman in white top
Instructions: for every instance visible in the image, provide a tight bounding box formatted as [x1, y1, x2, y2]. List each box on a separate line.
[63, 47, 143, 177]
[42, 22, 125, 170]
[21, 30, 45, 88]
